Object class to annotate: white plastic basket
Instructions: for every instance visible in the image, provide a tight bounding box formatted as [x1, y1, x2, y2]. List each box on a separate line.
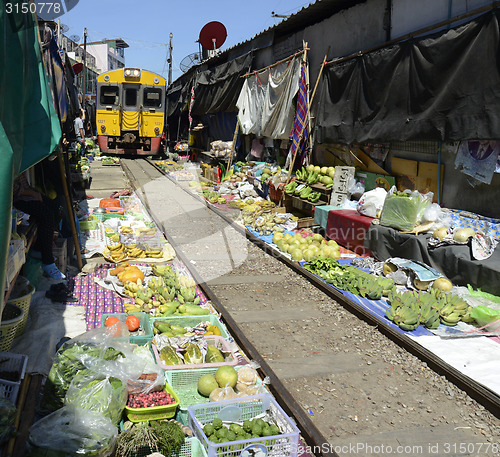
[188, 393, 300, 457]
[0, 352, 28, 404]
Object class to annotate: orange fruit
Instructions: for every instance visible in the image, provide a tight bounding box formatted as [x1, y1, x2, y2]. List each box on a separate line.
[105, 316, 120, 327]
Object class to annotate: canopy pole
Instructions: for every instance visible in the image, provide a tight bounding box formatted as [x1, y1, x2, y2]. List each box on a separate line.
[226, 119, 240, 172]
[240, 48, 308, 78]
[280, 47, 330, 207]
[57, 148, 83, 270]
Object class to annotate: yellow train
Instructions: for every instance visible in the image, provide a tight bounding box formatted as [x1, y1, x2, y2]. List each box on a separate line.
[96, 68, 166, 155]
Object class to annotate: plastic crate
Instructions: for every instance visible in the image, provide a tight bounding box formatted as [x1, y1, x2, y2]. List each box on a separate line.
[0, 352, 28, 404]
[124, 437, 208, 457]
[166, 366, 265, 426]
[124, 382, 180, 422]
[188, 393, 300, 457]
[150, 315, 231, 340]
[100, 312, 153, 345]
[152, 335, 239, 371]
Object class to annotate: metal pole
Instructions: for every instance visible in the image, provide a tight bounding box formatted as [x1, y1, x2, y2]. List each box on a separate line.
[168, 33, 173, 86]
[83, 28, 87, 106]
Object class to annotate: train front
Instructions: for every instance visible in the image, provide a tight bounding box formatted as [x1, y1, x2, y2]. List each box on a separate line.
[96, 68, 166, 155]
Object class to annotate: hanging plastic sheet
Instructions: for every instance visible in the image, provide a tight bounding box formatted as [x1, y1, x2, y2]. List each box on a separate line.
[317, 10, 500, 143]
[191, 52, 253, 115]
[237, 56, 301, 139]
[0, 7, 61, 313]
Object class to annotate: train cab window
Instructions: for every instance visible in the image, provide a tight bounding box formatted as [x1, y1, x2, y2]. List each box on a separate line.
[143, 88, 162, 108]
[125, 88, 138, 107]
[100, 86, 119, 105]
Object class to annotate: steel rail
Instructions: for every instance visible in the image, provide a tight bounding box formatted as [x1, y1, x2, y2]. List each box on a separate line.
[138, 159, 500, 419]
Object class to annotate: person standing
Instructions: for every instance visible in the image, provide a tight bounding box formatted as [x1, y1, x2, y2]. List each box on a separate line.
[74, 109, 86, 154]
[13, 172, 66, 279]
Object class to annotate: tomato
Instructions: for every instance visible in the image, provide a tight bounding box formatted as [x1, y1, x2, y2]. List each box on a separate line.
[125, 315, 140, 332]
[105, 316, 120, 327]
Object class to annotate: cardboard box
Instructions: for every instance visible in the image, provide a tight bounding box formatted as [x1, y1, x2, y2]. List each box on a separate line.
[355, 171, 395, 192]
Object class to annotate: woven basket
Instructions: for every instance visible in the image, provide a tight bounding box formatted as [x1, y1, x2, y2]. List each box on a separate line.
[7, 276, 35, 337]
[0, 303, 24, 352]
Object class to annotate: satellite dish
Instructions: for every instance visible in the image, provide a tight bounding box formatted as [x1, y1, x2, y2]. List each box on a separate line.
[180, 52, 202, 73]
[69, 34, 80, 43]
[60, 23, 69, 33]
[72, 62, 84, 74]
[199, 21, 227, 50]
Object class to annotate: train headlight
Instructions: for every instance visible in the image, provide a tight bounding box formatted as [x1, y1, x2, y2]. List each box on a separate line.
[101, 124, 106, 132]
[133, 69, 140, 76]
[125, 69, 131, 76]
[154, 127, 160, 134]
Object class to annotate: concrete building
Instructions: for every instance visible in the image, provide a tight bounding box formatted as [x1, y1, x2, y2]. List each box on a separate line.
[86, 38, 129, 73]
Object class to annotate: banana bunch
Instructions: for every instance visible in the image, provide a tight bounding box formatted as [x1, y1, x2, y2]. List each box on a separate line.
[123, 280, 142, 297]
[144, 246, 164, 258]
[307, 191, 322, 203]
[107, 242, 127, 262]
[178, 274, 196, 289]
[127, 246, 147, 258]
[386, 288, 473, 331]
[284, 181, 298, 195]
[295, 167, 321, 185]
[123, 302, 143, 313]
[177, 286, 198, 304]
[135, 227, 157, 236]
[152, 264, 172, 277]
[256, 200, 276, 210]
[298, 186, 312, 199]
[147, 276, 165, 291]
[163, 269, 181, 290]
[119, 226, 134, 234]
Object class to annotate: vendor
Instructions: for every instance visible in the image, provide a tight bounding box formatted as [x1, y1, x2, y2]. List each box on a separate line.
[13, 171, 65, 280]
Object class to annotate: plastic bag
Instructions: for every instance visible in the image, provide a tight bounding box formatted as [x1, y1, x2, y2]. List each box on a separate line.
[356, 187, 387, 218]
[380, 187, 432, 231]
[42, 328, 127, 412]
[422, 203, 442, 222]
[27, 405, 117, 457]
[65, 372, 127, 425]
[347, 177, 365, 196]
[0, 398, 16, 444]
[470, 305, 500, 331]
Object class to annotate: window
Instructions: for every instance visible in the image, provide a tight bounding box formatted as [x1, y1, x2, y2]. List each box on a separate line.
[143, 88, 162, 108]
[100, 86, 119, 105]
[125, 88, 138, 106]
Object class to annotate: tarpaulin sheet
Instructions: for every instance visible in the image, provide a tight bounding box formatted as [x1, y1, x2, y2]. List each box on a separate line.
[365, 224, 500, 296]
[166, 77, 194, 118]
[237, 56, 301, 139]
[317, 10, 500, 143]
[0, 7, 61, 314]
[192, 52, 253, 115]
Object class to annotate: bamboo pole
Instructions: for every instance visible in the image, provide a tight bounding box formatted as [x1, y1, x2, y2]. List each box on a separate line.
[281, 47, 330, 205]
[240, 48, 308, 78]
[4, 374, 30, 457]
[226, 119, 240, 172]
[57, 149, 83, 270]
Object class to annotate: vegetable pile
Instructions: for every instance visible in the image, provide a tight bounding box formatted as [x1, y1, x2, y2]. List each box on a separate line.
[304, 257, 395, 300]
[203, 417, 281, 444]
[127, 391, 175, 408]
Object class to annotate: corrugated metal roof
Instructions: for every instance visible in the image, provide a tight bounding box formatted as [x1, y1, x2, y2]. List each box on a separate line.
[221, 0, 367, 55]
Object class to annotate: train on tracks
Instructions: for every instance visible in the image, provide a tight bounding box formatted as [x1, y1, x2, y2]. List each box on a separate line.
[96, 68, 166, 155]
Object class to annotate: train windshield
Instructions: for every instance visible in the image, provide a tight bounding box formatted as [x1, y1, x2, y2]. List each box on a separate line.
[124, 87, 138, 107]
[100, 86, 119, 105]
[143, 88, 162, 108]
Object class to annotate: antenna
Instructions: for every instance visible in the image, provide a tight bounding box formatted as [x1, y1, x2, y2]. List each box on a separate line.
[271, 11, 291, 18]
[69, 34, 80, 43]
[180, 52, 202, 73]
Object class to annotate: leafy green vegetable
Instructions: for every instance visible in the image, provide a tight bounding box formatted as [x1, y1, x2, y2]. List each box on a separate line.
[65, 373, 127, 425]
[0, 399, 16, 444]
[42, 342, 124, 412]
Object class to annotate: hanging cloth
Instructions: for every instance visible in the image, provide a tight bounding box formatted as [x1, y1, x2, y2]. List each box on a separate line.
[236, 57, 301, 139]
[289, 60, 309, 167]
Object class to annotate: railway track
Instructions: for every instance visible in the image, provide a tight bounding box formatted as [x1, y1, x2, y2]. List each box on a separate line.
[121, 158, 500, 457]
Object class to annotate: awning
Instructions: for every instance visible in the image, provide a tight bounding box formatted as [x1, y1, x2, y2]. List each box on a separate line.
[317, 10, 500, 143]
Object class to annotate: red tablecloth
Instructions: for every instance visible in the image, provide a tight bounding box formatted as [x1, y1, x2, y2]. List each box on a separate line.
[326, 209, 374, 256]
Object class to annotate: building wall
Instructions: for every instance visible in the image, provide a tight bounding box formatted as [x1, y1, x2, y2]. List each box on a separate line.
[87, 43, 109, 72]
